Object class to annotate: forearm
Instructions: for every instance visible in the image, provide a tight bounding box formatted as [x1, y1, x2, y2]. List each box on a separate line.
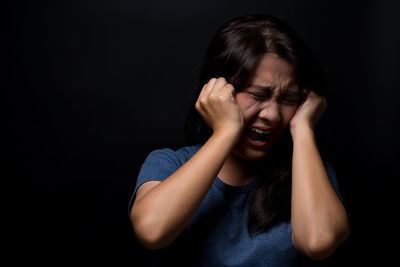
[291, 126, 349, 259]
[132, 130, 238, 249]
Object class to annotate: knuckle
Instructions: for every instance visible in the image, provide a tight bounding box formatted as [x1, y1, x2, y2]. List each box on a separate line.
[215, 77, 227, 86]
[198, 97, 207, 105]
[207, 78, 216, 86]
[220, 77, 228, 84]
[208, 91, 217, 100]
[208, 93, 217, 100]
[224, 84, 235, 91]
[218, 94, 227, 101]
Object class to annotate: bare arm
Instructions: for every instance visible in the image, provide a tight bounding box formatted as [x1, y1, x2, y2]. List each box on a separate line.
[130, 78, 243, 249]
[290, 92, 350, 260]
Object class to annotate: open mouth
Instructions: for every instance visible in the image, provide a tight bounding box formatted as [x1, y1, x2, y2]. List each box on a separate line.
[245, 127, 272, 142]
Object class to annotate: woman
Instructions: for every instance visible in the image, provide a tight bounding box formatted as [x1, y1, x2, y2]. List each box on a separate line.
[129, 14, 350, 266]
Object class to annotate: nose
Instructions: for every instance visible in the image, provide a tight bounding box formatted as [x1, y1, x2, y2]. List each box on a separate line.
[258, 99, 281, 124]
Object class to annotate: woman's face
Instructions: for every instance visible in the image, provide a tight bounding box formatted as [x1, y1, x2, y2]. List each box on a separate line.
[232, 53, 301, 161]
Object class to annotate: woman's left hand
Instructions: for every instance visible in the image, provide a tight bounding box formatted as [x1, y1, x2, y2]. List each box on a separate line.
[289, 91, 327, 132]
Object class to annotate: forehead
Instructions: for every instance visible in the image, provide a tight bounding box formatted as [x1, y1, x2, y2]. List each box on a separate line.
[250, 53, 298, 91]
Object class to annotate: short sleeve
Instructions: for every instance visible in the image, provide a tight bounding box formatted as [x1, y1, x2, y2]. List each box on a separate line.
[127, 148, 186, 215]
[323, 161, 347, 210]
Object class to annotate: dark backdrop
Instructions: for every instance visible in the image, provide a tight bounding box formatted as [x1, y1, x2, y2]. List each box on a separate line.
[5, 0, 399, 265]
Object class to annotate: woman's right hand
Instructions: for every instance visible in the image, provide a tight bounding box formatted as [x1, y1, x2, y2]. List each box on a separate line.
[195, 77, 244, 137]
[132, 77, 244, 250]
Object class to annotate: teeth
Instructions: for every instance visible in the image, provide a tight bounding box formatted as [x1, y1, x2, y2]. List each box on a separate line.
[250, 128, 271, 135]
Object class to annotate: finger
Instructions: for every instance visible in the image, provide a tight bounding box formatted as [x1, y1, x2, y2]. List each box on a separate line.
[198, 83, 208, 100]
[211, 77, 228, 93]
[221, 83, 236, 101]
[202, 78, 218, 97]
[224, 83, 235, 95]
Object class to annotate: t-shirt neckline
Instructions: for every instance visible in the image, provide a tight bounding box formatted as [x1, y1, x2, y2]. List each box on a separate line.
[215, 176, 259, 193]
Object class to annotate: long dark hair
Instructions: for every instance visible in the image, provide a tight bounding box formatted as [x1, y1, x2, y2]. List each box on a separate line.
[184, 15, 326, 236]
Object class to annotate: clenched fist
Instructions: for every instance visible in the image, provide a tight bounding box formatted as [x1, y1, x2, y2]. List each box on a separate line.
[290, 90, 327, 133]
[195, 77, 244, 137]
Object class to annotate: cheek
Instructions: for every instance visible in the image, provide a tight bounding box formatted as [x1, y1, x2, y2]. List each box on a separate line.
[235, 93, 257, 113]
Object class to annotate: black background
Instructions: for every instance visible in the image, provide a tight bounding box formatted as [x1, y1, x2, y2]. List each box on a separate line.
[5, 0, 399, 265]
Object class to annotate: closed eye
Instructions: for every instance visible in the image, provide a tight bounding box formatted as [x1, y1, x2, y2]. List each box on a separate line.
[279, 95, 300, 105]
[248, 92, 299, 104]
[248, 92, 271, 99]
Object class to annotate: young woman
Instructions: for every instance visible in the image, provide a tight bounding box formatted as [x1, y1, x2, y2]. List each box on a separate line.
[129, 14, 350, 266]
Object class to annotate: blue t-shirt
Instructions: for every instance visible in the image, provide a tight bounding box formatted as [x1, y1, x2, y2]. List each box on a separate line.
[129, 145, 344, 266]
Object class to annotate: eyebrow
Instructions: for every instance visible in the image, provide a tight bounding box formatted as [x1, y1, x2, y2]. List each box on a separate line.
[249, 84, 301, 96]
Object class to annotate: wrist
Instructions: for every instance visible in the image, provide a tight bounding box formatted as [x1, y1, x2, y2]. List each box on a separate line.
[290, 124, 315, 142]
[212, 125, 242, 143]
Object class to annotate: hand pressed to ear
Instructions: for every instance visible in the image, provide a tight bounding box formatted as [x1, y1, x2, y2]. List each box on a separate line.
[289, 91, 327, 132]
[195, 77, 244, 136]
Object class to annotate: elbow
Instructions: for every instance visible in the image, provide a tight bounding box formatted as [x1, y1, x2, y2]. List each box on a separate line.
[294, 226, 351, 261]
[302, 235, 337, 261]
[136, 231, 169, 250]
[133, 222, 165, 250]
[130, 209, 172, 250]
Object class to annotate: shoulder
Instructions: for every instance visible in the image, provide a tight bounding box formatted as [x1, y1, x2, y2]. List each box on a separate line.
[144, 144, 202, 167]
[130, 144, 203, 212]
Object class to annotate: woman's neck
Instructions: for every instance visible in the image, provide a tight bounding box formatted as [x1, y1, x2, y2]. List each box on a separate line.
[217, 153, 257, 186]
